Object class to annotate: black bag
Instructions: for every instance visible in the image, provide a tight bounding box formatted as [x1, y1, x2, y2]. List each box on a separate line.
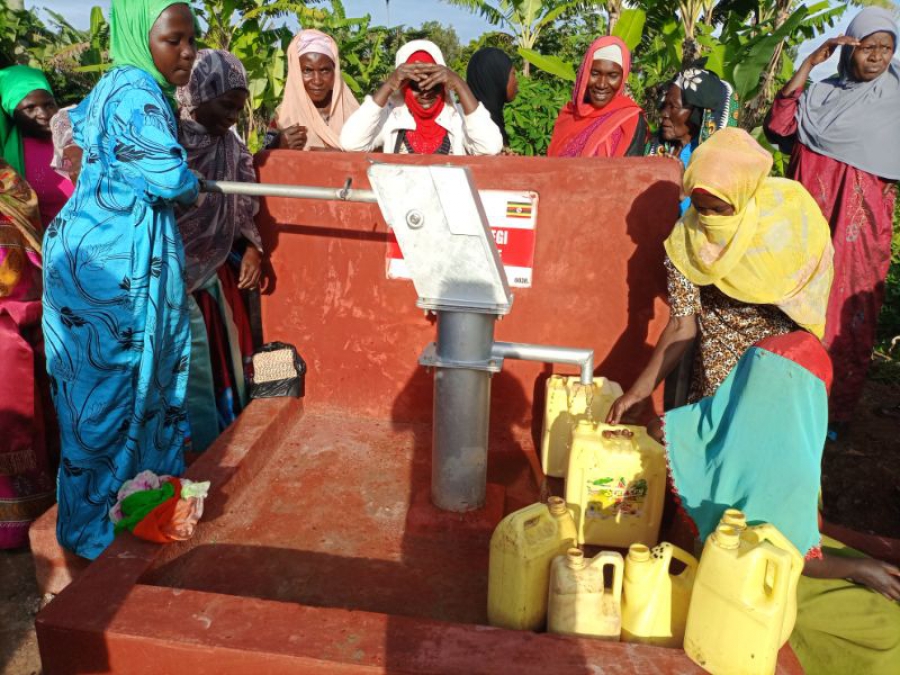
[249, 342, 306, 399]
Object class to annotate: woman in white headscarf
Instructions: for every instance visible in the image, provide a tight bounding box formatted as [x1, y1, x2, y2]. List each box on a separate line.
[765, 7, 900, 432]
[266, 29, 359, 151]
[339, 39, 502, 155]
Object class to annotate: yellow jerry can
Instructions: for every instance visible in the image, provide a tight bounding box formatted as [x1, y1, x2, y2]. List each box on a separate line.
[715, 510, 804, 645]
[565, 422, 666, 548]
[684, 523, 799, 675]
[487, 497, 578, 630]
[547, 548, 624, 640]
[540, 375, 623, 478]
[621, 542, 698, 648]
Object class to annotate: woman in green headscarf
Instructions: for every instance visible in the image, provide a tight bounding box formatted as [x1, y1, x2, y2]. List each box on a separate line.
[42, 0, 200, 560]
[0, 65, 72, 226]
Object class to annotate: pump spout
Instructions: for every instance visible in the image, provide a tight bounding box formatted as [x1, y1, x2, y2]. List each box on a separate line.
[490, 341, 594, 386]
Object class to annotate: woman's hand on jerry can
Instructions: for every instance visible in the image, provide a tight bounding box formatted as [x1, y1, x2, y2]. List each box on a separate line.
[606, 390, 644, 425]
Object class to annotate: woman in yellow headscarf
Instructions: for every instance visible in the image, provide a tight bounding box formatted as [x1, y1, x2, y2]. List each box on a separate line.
[608, 127, 833, 420]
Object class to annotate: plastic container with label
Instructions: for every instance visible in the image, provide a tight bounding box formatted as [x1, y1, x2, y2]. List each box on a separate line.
[565, 422, 666, 548]
[684, 523, 799, 675]
[548, 548, 624, 640]
[540, 376, 623, 478]
[621, 542, 698, 648]
[487, 497, 578, 630]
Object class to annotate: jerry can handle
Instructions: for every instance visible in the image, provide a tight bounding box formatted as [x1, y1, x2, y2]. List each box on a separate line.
[670, 544, 699, 575]
[753, 524, 803, 562]
[595, 551, 625, 601]
[765, 549, 792, 604]
[745, 546, 792, 609]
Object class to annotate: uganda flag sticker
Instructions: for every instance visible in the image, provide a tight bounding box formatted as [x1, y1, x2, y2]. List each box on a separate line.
[506, 200, 533, 219]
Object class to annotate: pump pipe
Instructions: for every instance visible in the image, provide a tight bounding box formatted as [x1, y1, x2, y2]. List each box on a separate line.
[201, 171, 598, 514]
[490, 342, 594, 386]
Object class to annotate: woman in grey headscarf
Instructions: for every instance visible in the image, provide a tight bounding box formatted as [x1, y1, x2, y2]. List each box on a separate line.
[765, 6, 900, 433]
[176, 49, 263, 454]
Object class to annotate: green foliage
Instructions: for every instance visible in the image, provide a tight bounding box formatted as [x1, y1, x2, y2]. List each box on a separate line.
[441, 0, 595, 74]
[0, 3, 107, 105]
[302, 1, 395, 97]
[877, 200, 900, 352]
[0, 3, 50, 68]
[503, 75, 569, 155]
[519, 48, 575, 81]
[456, 30, 519, 74]
[407, 21, 464, 70]
[611, 8, 646, 52]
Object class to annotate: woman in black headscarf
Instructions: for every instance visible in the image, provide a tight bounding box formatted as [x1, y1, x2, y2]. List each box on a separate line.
[466, 47, 518, 149]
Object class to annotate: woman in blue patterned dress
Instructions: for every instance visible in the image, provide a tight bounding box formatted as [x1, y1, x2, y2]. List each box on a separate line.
[42, 0, 198, 559]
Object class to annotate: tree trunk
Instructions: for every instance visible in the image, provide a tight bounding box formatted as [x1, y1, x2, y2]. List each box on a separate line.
[742, 2, 792, 130]
[608, 9, 620, 35]
[682, 37, 701, 69]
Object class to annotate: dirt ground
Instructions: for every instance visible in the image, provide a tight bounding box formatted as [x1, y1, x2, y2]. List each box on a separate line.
[822, 361, 900, 539]
[1, 369, 897, 675]
[0, 549, 40, 675]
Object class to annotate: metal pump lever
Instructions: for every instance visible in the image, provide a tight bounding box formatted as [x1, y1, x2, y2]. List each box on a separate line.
[205, 165, 597, 515]
[200, 178, 378, 204]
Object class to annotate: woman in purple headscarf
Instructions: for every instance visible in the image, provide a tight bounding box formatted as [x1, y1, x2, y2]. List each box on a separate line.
[765, 7, 900, 433]
[176, 49, 263, 454]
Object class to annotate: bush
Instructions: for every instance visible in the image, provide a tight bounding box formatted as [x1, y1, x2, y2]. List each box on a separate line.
[876, 199, 900, 354]
[504, 76, 569, 156]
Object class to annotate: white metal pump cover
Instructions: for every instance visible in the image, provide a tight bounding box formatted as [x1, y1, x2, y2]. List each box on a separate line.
[368, 163, 513, 314]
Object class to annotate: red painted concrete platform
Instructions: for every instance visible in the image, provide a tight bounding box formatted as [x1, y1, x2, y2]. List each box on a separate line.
[36, 397, 804, 675]
[36, 153, 805, 674]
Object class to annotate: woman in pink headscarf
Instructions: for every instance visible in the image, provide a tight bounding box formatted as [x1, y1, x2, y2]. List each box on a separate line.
[265, 28, 359, 150]
[547, 36, 647, 158]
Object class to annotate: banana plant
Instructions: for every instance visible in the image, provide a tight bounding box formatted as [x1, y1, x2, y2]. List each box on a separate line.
[302, 0, 393, 96]
[441, 0, 596, 75]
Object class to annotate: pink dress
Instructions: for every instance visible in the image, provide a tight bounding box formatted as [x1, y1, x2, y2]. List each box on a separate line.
[0, 210, 56, 549]
[23, 136, 74, 226]
[765, 90, 897, 423]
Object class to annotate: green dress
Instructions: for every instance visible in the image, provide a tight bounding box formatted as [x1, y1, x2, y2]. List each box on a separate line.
[790, 536, 900, 675]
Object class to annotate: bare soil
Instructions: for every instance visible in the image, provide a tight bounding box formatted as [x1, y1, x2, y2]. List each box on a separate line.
[822, 361, 900, 539]
[0, 549, 40, 675]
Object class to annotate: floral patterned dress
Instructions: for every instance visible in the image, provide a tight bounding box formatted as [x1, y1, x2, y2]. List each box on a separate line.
[666, 257, 797, 401]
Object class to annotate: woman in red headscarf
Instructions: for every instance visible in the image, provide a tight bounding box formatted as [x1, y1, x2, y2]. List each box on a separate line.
[340, 39, 502, 155]
[547, 36, 647, 158]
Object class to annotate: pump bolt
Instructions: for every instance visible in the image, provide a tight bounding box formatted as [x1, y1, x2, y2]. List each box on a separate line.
[406, 210, 425, 229]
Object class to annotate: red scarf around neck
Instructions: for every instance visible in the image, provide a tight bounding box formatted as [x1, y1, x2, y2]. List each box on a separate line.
[402, 51, 448, 154]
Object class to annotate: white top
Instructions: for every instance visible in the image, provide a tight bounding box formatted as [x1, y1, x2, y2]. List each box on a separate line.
[339, 95, 503, 156]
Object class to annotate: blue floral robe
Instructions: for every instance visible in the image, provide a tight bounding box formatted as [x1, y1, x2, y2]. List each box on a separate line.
[42, 66, 198, 559]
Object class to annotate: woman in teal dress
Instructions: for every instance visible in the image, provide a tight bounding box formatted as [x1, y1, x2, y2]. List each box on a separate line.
[661, 332, 900, 675]
[42, 0, 198, 559]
